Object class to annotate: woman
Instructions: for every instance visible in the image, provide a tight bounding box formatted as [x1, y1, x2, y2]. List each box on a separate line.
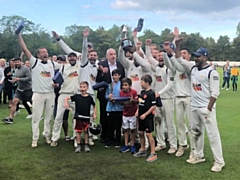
[231, 64, 239, 91]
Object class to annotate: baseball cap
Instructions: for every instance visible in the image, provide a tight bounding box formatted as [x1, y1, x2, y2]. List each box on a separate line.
[87, 42, 94, 49]
[192, 47, 208, 57]
[68, 52, 77, 57]
[57, 55, 66, 61]
[12, 57, 22, 61]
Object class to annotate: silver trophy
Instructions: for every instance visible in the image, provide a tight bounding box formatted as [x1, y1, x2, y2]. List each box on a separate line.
[120, 25, 132, 50]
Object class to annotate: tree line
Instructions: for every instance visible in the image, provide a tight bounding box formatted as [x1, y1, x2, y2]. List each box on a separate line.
[1, 15, 240, 61]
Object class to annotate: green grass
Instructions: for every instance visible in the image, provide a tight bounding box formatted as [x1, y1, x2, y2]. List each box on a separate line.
[0, 68, 239, 180]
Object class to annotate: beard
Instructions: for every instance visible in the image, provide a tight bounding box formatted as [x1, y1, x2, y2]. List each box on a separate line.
[69, 59, 76, 66]
[134, 60, 140, 67]
[89, 57, 96, 64]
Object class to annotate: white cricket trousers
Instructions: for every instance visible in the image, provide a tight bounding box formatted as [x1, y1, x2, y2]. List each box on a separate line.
[176, 96, 195, 150]
[51, 93, 75, 142]
[155, 99, 177, 148]
[32, 92, 55, 141]
[191, 107, 224, 164]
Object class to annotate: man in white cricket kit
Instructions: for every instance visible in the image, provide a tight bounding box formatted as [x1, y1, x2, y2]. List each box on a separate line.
[162, 27, 195, 158]
[50, 52, 79, 147]
[175, 38, 225, 172]
[146, 39, 177, 154]
[78, 29, 98, 145]
[17, 33, 60, 148]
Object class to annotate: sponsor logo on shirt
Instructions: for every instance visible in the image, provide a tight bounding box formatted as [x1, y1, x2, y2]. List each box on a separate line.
[179, 73, 187, 80]
[213, 76, 219, 81]
[192, 83, 202, 91]
[130, 74, 139, 81]
[155, 75, 162, 82]
[68, 71, 78, 78]
[41, 71, 51, 77]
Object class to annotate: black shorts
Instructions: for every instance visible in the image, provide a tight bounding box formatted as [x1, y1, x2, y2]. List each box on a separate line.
[14, 89, 33, 101]
[138, 118, 154, 133]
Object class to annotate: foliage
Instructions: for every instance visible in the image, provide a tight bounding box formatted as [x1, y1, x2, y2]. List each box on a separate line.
[0, 15, 240, 61]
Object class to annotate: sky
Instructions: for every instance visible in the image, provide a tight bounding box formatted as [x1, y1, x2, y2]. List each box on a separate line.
[0, 0, 240, 41]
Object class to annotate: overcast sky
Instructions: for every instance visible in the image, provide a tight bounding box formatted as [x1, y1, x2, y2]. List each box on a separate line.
[0, 0, 239, 41]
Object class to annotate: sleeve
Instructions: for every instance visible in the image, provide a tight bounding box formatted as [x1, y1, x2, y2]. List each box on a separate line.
[158, 69, 175, 95]
[70, 95, 76, 102]
[29, 55, 37, 68]
[105, 85, 110, 100]
[209, 70, 220, 99]
[163, 53, 176, 74]
[19, 67, 31, 82]
[81, 37, 88, 67]
[91, 96, 96, 106]
[170, 55, 188, 73]
[133, 52, 151, 72]
[57, 39, 81, 57]
[52, 61, 61, 70]
[145, 45, 158, 67]
[118, 46, 130, 69]
[176, 57, 195, 74]
[151, 92, 156, 106]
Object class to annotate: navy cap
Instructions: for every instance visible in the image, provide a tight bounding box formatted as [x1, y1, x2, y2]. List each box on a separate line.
[160, 42, 175, 50]
[192, 47, 208, 57]
[68, 52, 77, 57]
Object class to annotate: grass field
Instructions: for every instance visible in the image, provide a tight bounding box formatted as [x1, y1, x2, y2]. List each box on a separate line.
[0, 68, 239, 180]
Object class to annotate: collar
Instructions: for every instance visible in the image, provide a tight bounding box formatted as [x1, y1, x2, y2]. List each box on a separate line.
[158, 64, 164, 68]
[198, 64, 210, 71]
[108, 61, 117, 66]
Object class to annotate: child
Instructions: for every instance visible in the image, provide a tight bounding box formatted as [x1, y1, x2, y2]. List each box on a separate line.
[64, 81, 96, 153]
[105, 69, 123, 148]
[119, 78, 138, 154]
[133, 74, 157, 162]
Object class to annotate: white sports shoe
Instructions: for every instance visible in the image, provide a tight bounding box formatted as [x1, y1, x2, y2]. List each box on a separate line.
[31, 140, 38, 148]
[44, 137, 51, 144]
[26, 114, 32, 119]
[50, 141, 58, 147]
[211, 162, 225, 172]
[14, 110, 20, 116]
[155, 145, 166, 152]
[19, 104, 25, 109]
[186, 156, 206, 164]
[175, 145, 189, 157]
[188, 150, 194, 160]
[167, 148, 177, 154]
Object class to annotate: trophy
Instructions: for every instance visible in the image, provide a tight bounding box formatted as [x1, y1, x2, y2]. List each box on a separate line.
[120, 25, 133, 51]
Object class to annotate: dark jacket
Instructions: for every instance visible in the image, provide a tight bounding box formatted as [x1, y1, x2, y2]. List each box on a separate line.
[96, 59, 125, 99]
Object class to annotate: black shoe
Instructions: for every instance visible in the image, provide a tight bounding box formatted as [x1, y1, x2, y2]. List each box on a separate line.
[105, 142, 111, 148]
[2, 118, 13, 124]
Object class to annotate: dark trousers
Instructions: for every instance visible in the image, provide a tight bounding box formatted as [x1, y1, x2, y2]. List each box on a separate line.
[22, 100, 32, 115]
[106, 111, 122, 144]
[222, 77, 230, 89]
[99, 98, 108, 140]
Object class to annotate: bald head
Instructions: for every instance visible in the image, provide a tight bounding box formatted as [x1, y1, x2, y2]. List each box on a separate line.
[106, 48, 116, 64]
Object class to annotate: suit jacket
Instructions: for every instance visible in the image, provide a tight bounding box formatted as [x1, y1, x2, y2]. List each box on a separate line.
[96, 59, 125, 99]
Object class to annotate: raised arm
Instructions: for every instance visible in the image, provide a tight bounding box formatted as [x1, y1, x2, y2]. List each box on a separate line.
[163, 53, 176, 74]
[118, 45, 130, 70]
[52, 31, 81, 57]
[133, 41, 151, 72]
[145, 39, 158, 67]
[17, 34, 32, 62]
[132, 28, 146, 57]
[81, 28, 89, 66]
[175, 38, 195, 74]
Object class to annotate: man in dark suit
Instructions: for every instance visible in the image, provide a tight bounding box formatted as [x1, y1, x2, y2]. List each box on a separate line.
[96, 48, 125, 142]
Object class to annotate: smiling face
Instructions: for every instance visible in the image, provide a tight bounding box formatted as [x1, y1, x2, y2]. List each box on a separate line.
[194, 55, 207, 68]
[37, 48, 49, 61]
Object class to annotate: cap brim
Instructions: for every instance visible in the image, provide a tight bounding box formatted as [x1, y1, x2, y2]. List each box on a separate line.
[191, 52, 202, 57]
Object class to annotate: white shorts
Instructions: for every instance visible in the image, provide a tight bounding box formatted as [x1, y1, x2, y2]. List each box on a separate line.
[122, 116, 137, 130]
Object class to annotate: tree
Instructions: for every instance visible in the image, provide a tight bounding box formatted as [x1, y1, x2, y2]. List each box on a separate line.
[216, 35, 230, 60]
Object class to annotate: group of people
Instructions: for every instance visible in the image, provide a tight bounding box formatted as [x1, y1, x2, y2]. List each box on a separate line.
[221, 60, 239, 91]
[0, 26, 226, 172]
